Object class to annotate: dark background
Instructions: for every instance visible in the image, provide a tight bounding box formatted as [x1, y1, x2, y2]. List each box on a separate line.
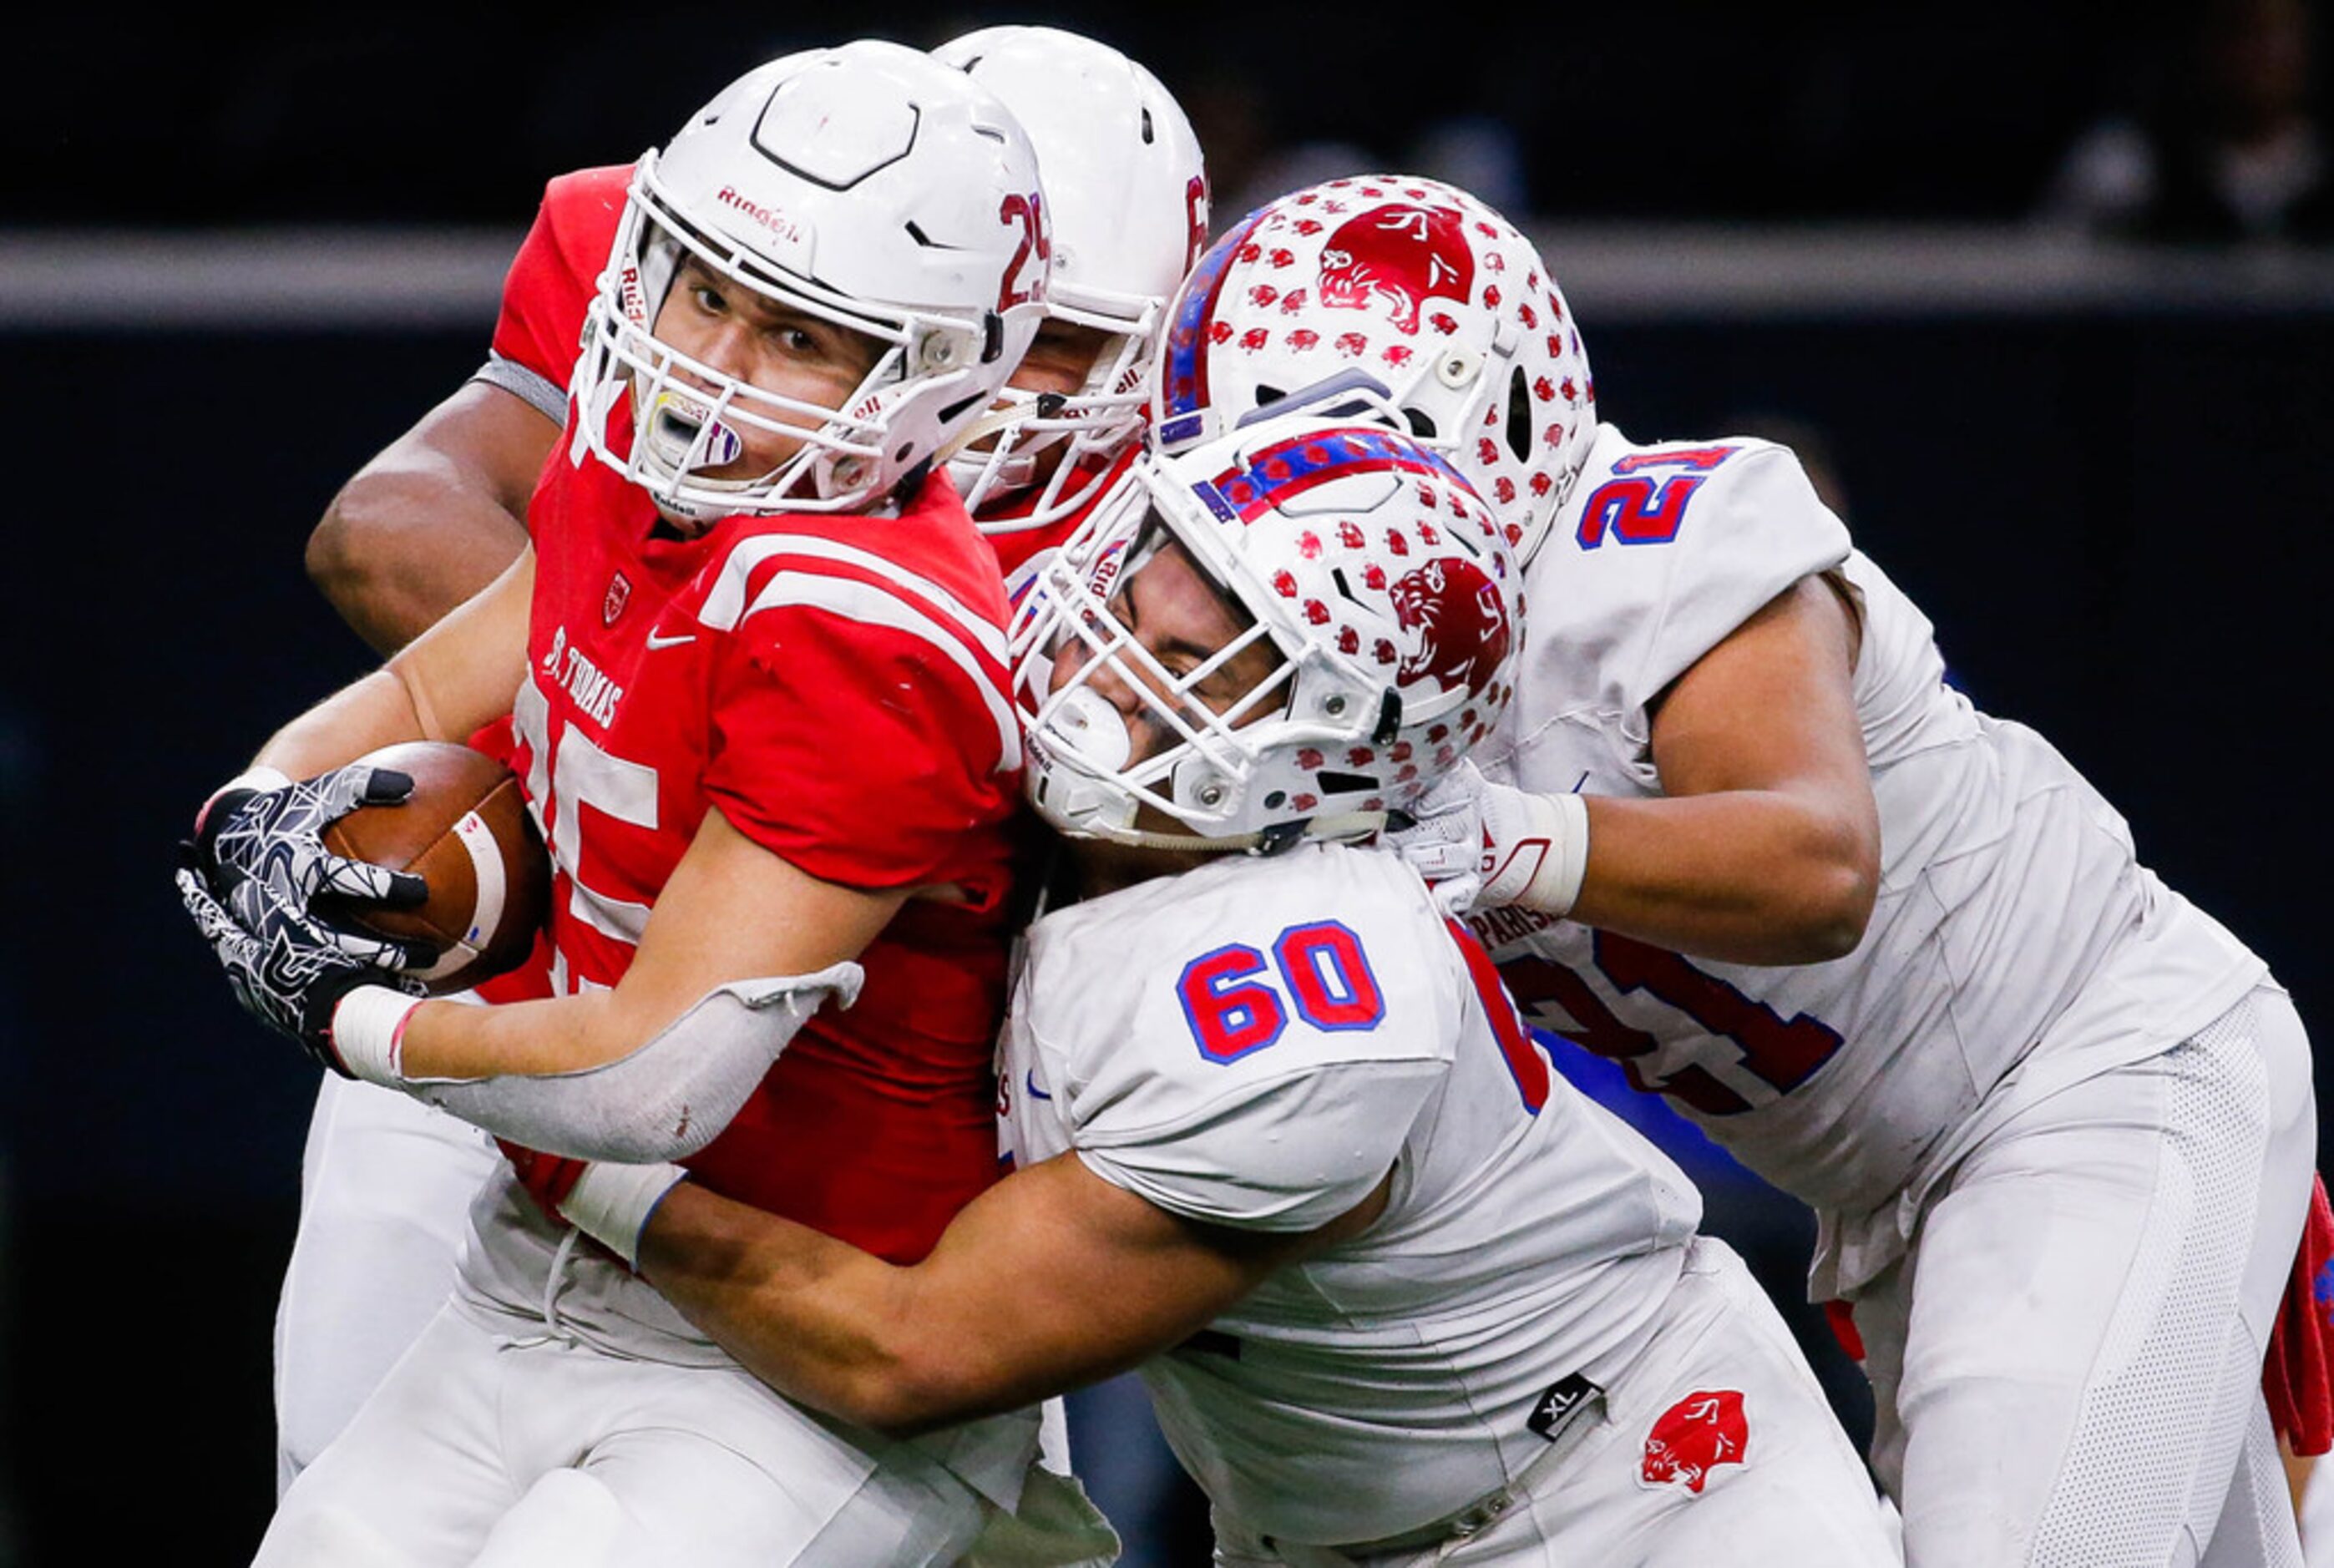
[5, 3, 2332, 1563]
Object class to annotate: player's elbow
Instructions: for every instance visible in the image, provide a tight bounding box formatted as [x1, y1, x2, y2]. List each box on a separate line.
[308, 481, 422, 655]
[1792, 868, 1875, 963]
[831, 1343, 995, 1438]
[1780, 821, 1878, 963]
[306, 486, 375, 604]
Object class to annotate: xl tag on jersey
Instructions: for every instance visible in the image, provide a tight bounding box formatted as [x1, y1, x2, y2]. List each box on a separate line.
[1527, 1373, 1602, 1444]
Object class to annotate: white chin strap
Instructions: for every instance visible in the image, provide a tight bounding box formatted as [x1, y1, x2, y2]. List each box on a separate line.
[1084, 809, 1392, 857]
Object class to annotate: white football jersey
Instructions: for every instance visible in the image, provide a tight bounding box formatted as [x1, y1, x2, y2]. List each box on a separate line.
[1476, 422, 2266, 1276]
[1000, 844, 1703, 1546]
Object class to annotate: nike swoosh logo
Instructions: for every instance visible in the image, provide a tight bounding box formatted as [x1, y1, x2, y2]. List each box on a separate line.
[1025, 1070, 1052, 1102]
[646, 630, 696, 650]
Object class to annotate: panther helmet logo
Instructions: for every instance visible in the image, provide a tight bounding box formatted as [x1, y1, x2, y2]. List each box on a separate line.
[1390, 556, 1509, 701]
[1315, 204, 1476, 336]
[1639, 1390, 1749, 1495]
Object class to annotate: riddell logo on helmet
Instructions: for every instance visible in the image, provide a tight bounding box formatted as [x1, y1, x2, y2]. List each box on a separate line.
[1390, 557, 1508, 701]
[1315, 204, 1475, 335]
[716, 186, 803, 245]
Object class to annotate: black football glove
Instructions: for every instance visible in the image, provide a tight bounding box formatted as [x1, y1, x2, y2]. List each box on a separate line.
[190, 762, 433, 964]
[175, 866, 424, 1075]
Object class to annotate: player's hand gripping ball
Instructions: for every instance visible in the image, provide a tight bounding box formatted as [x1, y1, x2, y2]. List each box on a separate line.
[320, 741, 552, 994]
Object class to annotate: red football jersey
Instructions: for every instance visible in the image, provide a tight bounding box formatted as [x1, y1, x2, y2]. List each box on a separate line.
[490, 164, 632, 399]
[509, 438, 1024, 1264]
[468, 166, 633, 1004]
[975, 448, 1139, 582]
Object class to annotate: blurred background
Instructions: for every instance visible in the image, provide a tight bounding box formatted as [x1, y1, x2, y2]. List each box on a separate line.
[6, 0, 2333, 1561]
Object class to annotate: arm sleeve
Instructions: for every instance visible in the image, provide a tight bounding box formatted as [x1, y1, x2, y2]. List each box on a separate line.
[700, 604, 1016, 893]
[1075, 1058, 1442, 1232]
[471, 352, 567, 426]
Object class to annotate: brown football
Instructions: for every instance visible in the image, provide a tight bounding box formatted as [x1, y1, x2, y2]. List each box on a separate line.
[320, 741, 550, 996]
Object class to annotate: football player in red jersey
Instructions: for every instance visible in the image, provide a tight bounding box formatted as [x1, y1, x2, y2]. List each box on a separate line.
[179, 43, 1091, 1566]
[268, 27, 1209, 1506]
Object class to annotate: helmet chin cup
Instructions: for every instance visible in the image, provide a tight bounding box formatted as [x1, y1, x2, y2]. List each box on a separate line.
[1045, 685, 1133, 771]
[817, 450, 874, 499]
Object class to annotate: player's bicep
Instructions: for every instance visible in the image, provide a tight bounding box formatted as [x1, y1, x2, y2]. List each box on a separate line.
[1648, 574, 1870, 810]
[399, 377, 562, 516]
[896, 1151, 1378, 1415]
[311, 381, 554, 652]
[608, 805, 909, 1044]
[385, 544, 535, 745]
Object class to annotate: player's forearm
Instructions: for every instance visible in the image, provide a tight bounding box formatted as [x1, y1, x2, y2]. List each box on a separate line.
[310, 471, 530, 655]
[250, 549, 532, 783]
[250, 669, 433, 781]
[397, 987, 648, 1080]
[1572, 789, 1876, 965]
[639, 1181, 1017, 1436]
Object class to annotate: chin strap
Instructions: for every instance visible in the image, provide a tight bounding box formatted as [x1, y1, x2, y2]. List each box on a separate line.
[1096, 808, 1390, 857]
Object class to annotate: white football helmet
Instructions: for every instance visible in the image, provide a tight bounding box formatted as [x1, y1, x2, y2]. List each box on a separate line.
[1012, 406, 1522, 850]
[570, 40, 1051, 520]
[932, 26, 1208, 533]
[1151, 175, 1595, 563]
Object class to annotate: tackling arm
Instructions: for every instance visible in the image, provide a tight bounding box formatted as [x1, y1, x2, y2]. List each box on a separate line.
[1577, 572, 1878, 964]
[636, 1151, 1391, 1436]
[1401, 574, 1877, 966]
[307, 381, 554, 655]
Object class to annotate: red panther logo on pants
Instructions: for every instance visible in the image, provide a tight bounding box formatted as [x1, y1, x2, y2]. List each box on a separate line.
[1639, 1389, 1749, 1494]
[1390, 556, 1510, 703]
[1316, 204, 1475, 335]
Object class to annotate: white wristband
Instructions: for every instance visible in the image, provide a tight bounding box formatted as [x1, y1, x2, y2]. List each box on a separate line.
[559, 1161, 689, 1269]
[332, 984, 425, 1086]
[1484, 790, 1592, 918]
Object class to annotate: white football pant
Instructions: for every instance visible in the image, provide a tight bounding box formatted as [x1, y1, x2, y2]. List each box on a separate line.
[272, 1070, 1081, 1506]
[1211, 1238, 1900, 1566]
[257, 1300, 990, 1568]
[275, 1072, 499, 1496]
[1852, 986, 2314, 1567]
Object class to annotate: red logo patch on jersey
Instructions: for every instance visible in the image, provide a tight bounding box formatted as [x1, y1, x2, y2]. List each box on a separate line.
[603, 571, 632, 626]
[1390, 556, 1508, 701]
[1315, 204, 1475, 335]
[1639, 1390, 1749, 1494]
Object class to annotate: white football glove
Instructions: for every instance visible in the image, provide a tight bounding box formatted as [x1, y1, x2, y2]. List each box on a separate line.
[1385, 761, 1591, 918]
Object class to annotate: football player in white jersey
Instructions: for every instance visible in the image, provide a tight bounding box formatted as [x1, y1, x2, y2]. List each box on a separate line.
[1157, 175, 2317, 1566]
[516, 410, 1901, 1565]
[270, 26, 1208, 1497]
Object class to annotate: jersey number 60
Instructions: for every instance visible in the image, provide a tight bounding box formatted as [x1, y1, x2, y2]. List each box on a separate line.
[1178, 922, 1385, 1062]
